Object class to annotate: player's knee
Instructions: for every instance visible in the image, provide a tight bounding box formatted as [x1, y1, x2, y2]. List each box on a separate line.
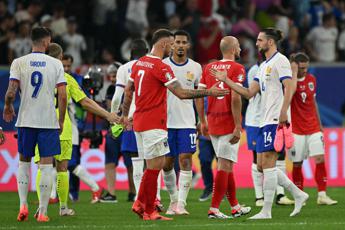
[313, 155, 324, 164]
[56, 160, 68, 172]
[293, 162, 303, 167]
[179, 157, 192, 171]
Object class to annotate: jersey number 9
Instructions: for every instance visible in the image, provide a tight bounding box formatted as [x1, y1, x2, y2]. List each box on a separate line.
[31, 71, 43, 98]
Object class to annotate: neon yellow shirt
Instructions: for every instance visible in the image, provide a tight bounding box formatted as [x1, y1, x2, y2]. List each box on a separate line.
[56, 73, 86, 140]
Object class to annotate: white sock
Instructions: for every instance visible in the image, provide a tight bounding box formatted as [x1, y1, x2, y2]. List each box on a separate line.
[132, 159, 144, 199]
[50, 167, 57, 199]
[163, 169, 178, 202]
[276, 160, 286, 195]
[262, 168, 277, 216]
[178, 170, 192, 208]
[251, 163, 263, 199]
[17, 161, 30, 207]
[276, 168, 302, 198]
[39, 164, 53, 216]
[73, 165, 99, 192]
[156, 170, 162, 200]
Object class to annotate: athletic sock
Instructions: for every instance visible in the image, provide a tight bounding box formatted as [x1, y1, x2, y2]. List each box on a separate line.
[276, 160, 286, 195]
[73, 165, 99, 192]
[50, 168, 57, 199]
[315, 162, 327, 192]
[251, 163, 263, 199]
[36, 168, 41, 201]
[262, 168, 277, 216]
[210, 170, 228, 209]
[156, 170, 162, 201]
[163, 169, 178, 202]
[178, 170, 192, 208]
[39, 164, 53, 216]
[57, 171, 69, 208]
[144, 169, 160, 214]
[226, 172, 239, 208]
[277, 167, 302, 198]
[132, 159, 144, 199]
[292, 165, 304, 190]
[18, 161, 30, 207]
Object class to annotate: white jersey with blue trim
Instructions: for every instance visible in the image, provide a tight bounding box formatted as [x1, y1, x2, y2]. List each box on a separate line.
[116, 60, 136, 117]
[254, 52, 292, 127]
[9, 52, 66, 128]
[245, 63, 261, 127]
[164, 57, 202, 129]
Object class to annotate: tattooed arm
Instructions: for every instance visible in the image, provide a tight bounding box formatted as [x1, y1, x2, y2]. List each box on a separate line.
[122, 81, 135, 118]
[3, 80, 19, 122]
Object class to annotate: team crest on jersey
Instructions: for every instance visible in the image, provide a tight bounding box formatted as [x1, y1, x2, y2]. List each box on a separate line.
[237, 74, 244, 82]
[265, 66, 272, 76]
[165, 72, 173, 81]
[308, 82, 314, 91]
[186, 71, 194, 82]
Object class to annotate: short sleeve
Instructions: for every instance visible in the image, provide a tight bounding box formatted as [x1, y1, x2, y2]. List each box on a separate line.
[155, 63, 177, 86]
[194, 63, 202, 87]
[232, 64, 246, 85]
[128, 64, 136, 82]
[115, 65, 127, 88]
[277, 56, 292, 82]
[68, 74, 87, 102]
[198, 66, 208, 88]
[9, 59, 20, 82]
[56, 62, 67, 87]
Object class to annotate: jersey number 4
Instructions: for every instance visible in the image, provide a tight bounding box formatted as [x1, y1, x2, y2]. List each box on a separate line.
[31, 71, 43, 98]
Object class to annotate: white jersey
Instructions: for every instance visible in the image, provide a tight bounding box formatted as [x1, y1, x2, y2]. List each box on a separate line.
[9, 52, 66, 128]
[245, 64, 261, 127]
[164, 57, 202, 129]
[116, 60, 136, 117]
[254, 52, 292, 127]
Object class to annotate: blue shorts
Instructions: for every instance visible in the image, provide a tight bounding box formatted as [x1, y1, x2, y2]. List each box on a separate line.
[256, 124, 278, 153]
[121, 130, 138, 153]
[246, 126, 260, 151]
[167, 128, 197, 157]
[17, 127, 60, 158]
[105, 133, 132, 167]
[198, 137, 216, 163]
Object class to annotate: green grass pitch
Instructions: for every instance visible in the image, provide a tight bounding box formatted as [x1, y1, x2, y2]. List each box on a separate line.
[0, 188, 344, 230]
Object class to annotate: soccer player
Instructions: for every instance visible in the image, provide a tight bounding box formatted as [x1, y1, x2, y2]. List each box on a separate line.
[120, 29, 229, 221]
[162, 30, 202, 215]
[0, 126, 5, 145]
[3, 27, 67, 222]
[246, 58, 294, 207]
[196, 36, 251, 219]
[212, 28, 309, 219]
[289, 52, 337, 205]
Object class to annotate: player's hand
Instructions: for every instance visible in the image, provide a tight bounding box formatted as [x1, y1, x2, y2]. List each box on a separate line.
[126, 117, 133, 131]
[209, 82, 230, 97]
[279, 110, 288, 124]
[59, 120, 64, 135]
[3, 104, 16, 122]
[200, 121, 209, 136]
[107, 112, 121, 124]
[230, 127, 241, 144]
[290, 61, 298, 73]
[0, 128, 5, 145]
[209, 68, 227, 82]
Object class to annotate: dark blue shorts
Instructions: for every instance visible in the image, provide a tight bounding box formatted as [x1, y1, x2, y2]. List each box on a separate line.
[198, 137, 216, 163]
[167, 128, 197, 157]
[17, 127, 60, 158]
[256, 124, 278, 153]
[121, 130, 138, 154]
[105, 133, 132, 167]
[246, 126, 260, 151]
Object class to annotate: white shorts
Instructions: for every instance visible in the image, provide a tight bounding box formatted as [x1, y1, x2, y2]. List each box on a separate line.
[210, 134, 240, 162]
[288, 132, 324, 162]
[134, 129, 170, 160]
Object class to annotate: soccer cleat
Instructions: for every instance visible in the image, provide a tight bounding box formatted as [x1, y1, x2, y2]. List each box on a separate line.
[274, 125, 284, 152]
[317, 195, 338, 205]
[255, 198, 264, 207]
[208, 210, 232, 219]
[132, 200, 145, 219]
[59, 208, 76, 216]
[127, 192, 136, 202]
[17, 205, 29, 222]
[232, 205, 251, 218]
[36, 214, 50, 222]
[175, 205, 190, 215]
[276, 195, 295, 205]
[290, 191, 309, 217]
[143, 211, 173, 221]
[49, 197, 59, 204]
[248, 211, 271, 219]
[166, 201, 177, 215]
[154, 199, 165, 212]
[100, 192, 118, 203]
[91, 188, 103, 204]
[283, 123, 294, 149]
[199, 189, 212, 202]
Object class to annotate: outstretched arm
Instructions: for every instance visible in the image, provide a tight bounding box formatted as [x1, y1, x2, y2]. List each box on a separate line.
[79, 97, 116, 123]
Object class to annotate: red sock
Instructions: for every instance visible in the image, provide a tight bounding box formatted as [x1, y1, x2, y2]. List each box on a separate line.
[144, 169, 160, 214]
[136, 170, 147, 204]
[292, 165, 304, 190]
[315, 162, 327, 192]
[226, 172, 238, 207]
[210, 170, 228, 209]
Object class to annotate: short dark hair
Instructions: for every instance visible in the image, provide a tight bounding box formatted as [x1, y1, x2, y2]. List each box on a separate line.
[173, 30, 191, 42]
[31, 27, 51, 43]
[151, 29, 173, 46]
[262, 27, 284, 44]
[130, 39, 148, 60]
[322, 12, 334, 24]
[62, 54, 74, 63]
[290, 52, 309, 63]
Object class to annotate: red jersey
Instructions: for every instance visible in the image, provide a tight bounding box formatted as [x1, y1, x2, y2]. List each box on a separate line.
[129, 55, 177, 132]
[199, 60, 245, 135]
[291, 73, 321, 135]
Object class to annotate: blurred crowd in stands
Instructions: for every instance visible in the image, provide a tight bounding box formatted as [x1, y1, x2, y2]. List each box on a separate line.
[1, 0, 345, 70]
